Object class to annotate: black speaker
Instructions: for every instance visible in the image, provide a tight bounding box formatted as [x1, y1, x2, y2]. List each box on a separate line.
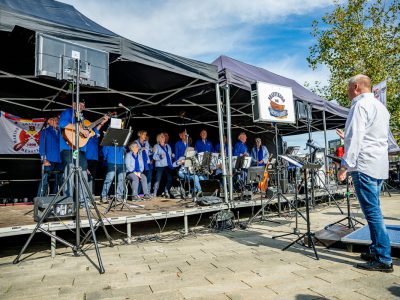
[199, 179, 220, 196]
[296, 101, 312, 121]
[33, 196, 75, 222]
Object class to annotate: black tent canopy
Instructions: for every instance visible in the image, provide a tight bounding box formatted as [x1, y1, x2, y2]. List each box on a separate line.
[211, 55, 349, 136]
[0, 0, 221, 133]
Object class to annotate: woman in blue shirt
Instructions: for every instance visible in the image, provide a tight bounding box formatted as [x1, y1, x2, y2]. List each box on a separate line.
[153, 133, 174, 198]
[126, 142, 151, 200]
[135, 130, 152, 191]
[251, 138, 269, 166]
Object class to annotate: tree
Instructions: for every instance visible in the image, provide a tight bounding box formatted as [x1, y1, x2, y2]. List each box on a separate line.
[307, 0, 400, 131]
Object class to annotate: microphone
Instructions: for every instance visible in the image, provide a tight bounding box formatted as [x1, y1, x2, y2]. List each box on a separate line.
[118, 103, 130, 111]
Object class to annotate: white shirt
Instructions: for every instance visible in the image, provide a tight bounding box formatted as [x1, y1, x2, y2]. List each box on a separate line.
[343, 93, 390, 179]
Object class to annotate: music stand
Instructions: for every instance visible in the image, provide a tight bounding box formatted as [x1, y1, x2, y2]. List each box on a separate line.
[247, 166, 265, 184]
[101, 128, 137, 213]
[235, 156, 246, 170]
[278, 155, 327, 259]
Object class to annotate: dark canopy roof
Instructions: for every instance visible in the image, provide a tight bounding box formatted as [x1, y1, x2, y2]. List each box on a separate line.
[0, 0, 223, 141]
[208, 55, 347, 135]
[0, 0, 217, 82]
[213, 55, 350, 117]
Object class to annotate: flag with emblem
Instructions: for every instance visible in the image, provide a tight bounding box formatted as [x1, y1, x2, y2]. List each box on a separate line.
[0, 111, 46, 154]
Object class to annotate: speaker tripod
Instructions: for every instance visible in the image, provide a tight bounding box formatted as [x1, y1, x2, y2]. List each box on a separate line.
[13, 59, 113, 273]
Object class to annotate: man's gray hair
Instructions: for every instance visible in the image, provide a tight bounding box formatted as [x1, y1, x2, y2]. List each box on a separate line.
[348, 74, 370, 85]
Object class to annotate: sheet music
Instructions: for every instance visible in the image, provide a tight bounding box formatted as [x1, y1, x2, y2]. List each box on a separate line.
[243, 157, 252, 169]
[279, 155, 303, 168]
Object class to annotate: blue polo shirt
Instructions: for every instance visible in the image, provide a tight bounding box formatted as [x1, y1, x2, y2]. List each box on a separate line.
[39, 126, 61, 163]
[174, 140, 188, 160]
[85, 135, 99, 161]
[102, 146, 125, 165]
[195, 139, 213, 153]
[233, 141, 248, 156]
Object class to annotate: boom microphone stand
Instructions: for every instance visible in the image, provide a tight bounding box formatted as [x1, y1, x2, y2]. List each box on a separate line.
[14, 58, 113, 274]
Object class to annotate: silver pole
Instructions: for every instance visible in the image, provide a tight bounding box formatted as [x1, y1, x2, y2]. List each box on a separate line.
[215, 83, 228, 203]
[74, 58, 81, 247]
[322, 110, 330, 194]
[225, 84, 234, 202]
[275, 124, 281, 215]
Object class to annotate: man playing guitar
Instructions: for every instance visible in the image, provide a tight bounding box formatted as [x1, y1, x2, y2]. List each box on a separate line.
[59, 100, 109, 205]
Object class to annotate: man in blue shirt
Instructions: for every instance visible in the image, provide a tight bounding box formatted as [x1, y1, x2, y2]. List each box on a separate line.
[37, 117, 62, 197]
[101, 145, 125, 202]
[59, 100, 108, 204]
[233, 132, 249, 157]
[233, 132, 249, 187]
[175, 129, 189, 160]
[195, 129, 213, 153]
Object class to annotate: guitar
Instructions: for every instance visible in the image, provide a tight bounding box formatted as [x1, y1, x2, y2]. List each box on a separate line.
[258, 154, 273, 192]
[62, 112, 113, 149]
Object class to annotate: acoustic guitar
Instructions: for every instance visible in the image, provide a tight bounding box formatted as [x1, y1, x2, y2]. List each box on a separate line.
[258, 154, 273, 192]
[62, 112, 113, 149]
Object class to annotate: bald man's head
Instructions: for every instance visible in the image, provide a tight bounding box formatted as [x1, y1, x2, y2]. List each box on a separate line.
[348, 74, 372, 100]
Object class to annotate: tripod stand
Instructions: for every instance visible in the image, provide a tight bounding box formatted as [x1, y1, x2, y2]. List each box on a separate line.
[272, 164, 301, 239]
[281, 162, 327, 260]
[325, 155, 363, 230]
[14, 58, 113, 273]
[381, 180, 393, 197]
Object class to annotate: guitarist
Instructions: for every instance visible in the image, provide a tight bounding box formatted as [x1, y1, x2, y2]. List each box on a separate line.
[59, 100, 109, 205]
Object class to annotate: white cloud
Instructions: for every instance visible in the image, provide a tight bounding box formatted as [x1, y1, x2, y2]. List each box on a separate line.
[259, 55, 330, 88]
[59, 0, 333, 86]
[61, 0, 334, 58]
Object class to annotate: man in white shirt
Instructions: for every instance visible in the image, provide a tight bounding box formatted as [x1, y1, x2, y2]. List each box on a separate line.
[338, 74, 392, 272]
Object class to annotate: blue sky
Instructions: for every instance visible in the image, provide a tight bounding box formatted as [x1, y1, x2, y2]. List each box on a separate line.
[60, 0, 340, 148]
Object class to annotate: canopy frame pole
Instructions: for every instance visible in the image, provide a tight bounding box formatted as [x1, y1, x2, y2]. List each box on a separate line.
[215, 84, 228, 203]
[322, 110, 331, 199]
[225, 84, 234, 203]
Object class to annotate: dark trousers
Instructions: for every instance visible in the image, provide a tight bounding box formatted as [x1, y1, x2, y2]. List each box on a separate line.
[37, 162, 63, 197]
[87, 159, 98, 194]
[153, 167, 173, 196]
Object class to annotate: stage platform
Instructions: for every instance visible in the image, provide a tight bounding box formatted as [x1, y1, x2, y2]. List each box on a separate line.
[0, 186, 347, 240]
[342, 224, 400, 249]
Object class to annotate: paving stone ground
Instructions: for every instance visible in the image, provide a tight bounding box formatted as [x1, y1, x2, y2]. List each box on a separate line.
[1, 193, 400, 300]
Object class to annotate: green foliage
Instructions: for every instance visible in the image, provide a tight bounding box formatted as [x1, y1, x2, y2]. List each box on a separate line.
[307, 0, 400, 132]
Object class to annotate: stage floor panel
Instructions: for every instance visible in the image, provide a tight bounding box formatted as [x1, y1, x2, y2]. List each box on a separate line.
[342, 224, 400, 248]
